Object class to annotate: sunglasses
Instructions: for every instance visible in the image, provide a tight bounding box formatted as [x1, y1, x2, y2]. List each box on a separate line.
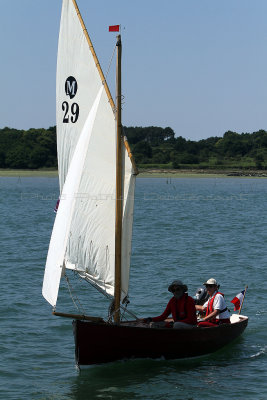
[205, 284, 215, 288]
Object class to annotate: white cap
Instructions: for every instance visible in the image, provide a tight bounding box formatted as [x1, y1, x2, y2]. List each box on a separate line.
[203, 278, 218, 286]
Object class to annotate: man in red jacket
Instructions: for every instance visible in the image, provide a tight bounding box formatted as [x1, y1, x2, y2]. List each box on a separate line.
[143, 280, 197, 329]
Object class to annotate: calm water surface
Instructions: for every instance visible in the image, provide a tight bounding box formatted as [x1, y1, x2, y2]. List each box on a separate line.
[0, 176, 266, 399]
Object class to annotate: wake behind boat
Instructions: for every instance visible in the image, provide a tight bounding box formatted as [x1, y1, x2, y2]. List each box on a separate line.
[42, 0, 248, 366]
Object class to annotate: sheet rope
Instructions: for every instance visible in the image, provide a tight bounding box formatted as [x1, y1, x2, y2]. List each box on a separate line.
[76, 272, 138, 321]
[65, 274, 86, 315]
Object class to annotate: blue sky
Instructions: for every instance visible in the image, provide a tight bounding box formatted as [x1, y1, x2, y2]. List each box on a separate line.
[1, 0, 267, 140]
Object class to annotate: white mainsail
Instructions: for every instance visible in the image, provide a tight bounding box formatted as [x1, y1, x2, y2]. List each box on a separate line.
[42, 0, 136, 307]
[56, 0, 103, 191]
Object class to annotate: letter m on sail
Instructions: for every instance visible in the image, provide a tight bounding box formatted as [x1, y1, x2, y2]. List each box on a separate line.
[67, 81, 76, 95]
[65, 76, 78, 99]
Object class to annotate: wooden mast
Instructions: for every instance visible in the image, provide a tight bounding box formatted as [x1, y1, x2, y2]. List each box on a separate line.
[71, 1, 137, 320]
[114, 34, 122, 324]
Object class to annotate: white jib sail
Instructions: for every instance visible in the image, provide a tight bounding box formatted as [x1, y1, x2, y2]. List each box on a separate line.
[42, 87, 104, 306]
[42, 0, 136, 307]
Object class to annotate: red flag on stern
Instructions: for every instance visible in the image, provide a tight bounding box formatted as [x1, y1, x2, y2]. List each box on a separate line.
[231, 290, 245, 311]
[109, 25, 120, 32]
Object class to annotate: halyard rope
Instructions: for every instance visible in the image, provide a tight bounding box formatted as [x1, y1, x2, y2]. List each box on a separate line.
[105, 44, 116, 82]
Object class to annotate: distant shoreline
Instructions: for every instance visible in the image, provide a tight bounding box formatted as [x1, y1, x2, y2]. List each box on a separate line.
[138, 168, 267, 178]
[1, 168, 267, 178]
[0, 169, 58, 177]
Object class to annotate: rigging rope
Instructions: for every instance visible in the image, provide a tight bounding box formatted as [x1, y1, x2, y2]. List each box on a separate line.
[104, 44, 116, 83]
[78, 272, 138, 321]
[65, 274, 86, 315]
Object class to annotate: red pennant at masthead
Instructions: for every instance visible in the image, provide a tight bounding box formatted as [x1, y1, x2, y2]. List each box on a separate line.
[109, 25, 120, 32]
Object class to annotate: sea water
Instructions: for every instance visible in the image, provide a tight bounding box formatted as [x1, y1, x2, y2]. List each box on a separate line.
[0, 176, 266, 399]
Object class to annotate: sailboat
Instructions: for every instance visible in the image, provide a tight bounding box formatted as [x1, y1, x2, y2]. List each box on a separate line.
[42, 0, 248, 366]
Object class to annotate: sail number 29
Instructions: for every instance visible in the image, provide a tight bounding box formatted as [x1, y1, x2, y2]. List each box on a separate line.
[62, 101, 79, 123]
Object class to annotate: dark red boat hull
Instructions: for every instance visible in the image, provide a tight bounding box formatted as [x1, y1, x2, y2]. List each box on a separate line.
[73, 317, 248, 365]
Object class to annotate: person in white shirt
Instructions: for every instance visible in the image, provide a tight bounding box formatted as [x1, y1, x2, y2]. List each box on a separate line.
[195, 278, 230, 327]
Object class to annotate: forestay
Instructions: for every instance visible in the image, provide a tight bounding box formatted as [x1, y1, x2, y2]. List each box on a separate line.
[42, 0, 136, 307]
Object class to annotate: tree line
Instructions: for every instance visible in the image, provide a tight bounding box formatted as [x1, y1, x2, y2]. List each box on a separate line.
[124, 127, 267, 170]
[0, 126, 57, 169]
[0, 125, 267, 169]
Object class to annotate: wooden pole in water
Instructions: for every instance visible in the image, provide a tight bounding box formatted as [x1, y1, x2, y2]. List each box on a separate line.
[114, 34, 122, 324]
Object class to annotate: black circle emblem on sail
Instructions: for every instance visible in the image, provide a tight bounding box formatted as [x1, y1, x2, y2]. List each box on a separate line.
[65, 76, 78, 99]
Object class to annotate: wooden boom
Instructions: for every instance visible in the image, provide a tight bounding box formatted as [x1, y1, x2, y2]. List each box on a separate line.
[53, 311, 104, 323]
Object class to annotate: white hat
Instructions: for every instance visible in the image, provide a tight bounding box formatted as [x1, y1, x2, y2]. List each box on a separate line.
[203, 278, 218, 286]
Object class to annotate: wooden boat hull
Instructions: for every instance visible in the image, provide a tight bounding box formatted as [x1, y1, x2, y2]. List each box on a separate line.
[73, 315, 248, 365]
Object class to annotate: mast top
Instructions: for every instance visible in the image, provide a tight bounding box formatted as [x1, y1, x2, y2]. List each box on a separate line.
[116, 34, 121, 46]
